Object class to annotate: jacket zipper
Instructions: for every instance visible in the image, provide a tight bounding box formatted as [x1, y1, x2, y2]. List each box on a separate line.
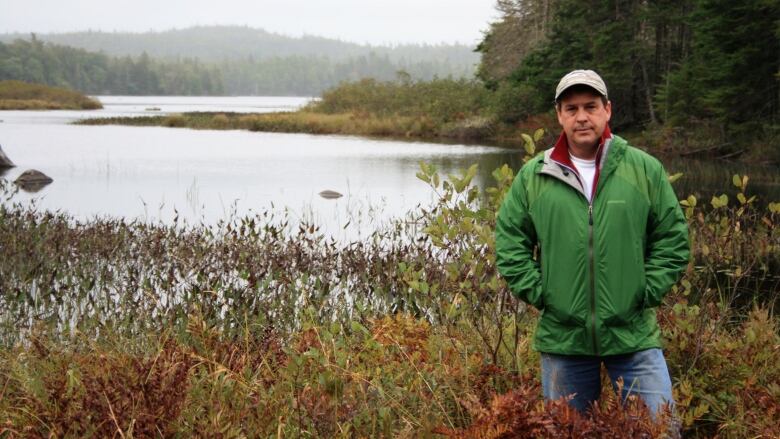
[588, 203, 599, 356]
[543, 158, 602, 356]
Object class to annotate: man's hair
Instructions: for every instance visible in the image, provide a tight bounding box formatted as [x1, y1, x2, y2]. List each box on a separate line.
[555, 84, 609, 110]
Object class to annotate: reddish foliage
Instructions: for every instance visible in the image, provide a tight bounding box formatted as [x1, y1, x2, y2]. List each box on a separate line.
[370, 314, 431, 361]
[32, 340, 194, 438]
[434, 381, 671, 439]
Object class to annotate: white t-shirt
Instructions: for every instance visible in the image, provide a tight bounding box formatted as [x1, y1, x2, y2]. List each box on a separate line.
[570, 154, 597, 202]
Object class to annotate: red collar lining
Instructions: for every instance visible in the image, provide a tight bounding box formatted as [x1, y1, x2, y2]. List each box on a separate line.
[549, 125, 612, 199]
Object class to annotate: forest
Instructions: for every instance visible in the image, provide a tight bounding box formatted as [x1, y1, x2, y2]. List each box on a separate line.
[0, 26, 477, 96]
[477, 0, 779, 159]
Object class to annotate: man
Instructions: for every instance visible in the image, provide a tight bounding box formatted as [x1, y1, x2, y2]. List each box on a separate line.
[495, 69, 689, 415]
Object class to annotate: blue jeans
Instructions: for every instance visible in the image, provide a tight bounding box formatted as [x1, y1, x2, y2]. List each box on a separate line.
[541, 348, 673, 415]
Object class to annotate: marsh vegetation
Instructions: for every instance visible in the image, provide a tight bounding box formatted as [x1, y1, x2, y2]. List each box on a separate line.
[1, 145, 778, 436]
[0, 80, 101, 110]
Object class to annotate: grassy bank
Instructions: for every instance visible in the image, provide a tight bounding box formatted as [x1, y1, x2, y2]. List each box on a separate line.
[77, 111, 450, 138]
[76, 78, 537, 143]
[1, 149, 778, 436]
[0, 80, 102, 110]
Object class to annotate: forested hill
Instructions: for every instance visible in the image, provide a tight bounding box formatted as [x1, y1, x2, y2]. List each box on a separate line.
[0, 26, 478, 69]
[0, 26, 478, 96]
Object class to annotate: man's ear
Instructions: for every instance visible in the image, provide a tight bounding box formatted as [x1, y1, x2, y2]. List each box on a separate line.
[605, 100, 612, 121]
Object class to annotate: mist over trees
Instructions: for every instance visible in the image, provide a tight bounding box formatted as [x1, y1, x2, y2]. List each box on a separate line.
[0, 26, 478, 96]
[0, 37, 224, 95]
[477, 0, 779, 150]
[0, 26, 478, 66]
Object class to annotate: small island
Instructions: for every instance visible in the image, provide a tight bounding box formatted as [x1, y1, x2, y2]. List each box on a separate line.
[0, 80, 102, 110]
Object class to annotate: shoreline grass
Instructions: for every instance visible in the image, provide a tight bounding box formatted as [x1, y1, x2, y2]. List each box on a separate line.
[75, 110, 513, 142]
[0, 80, 102, 110]
[75, 78, 545, 144]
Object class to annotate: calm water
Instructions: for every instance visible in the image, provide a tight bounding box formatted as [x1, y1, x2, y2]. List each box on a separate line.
[0, 96, 521, 237]
[0, 96, 777, 238]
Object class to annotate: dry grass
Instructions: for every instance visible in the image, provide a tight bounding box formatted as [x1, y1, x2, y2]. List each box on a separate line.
[0, 80, 102, 110]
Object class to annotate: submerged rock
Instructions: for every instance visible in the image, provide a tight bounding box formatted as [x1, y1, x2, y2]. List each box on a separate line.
[0, 144, 15, 168]
[15, 169, 53, 192]
[318, 190, 343, 200]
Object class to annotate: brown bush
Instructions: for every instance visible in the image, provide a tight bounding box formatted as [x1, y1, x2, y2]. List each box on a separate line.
[434, 380, 671, 439]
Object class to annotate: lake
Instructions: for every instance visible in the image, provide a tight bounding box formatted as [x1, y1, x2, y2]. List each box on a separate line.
[0, 96, 523, 238]
[1, 96, 777, 238]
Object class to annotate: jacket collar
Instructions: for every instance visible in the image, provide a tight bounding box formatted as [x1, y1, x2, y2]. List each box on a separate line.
[549, 124, 613, 172]
[541, 125, 614, 200]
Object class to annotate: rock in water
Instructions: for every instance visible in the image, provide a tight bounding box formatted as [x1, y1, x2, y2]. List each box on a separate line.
[15, 169, 53, 192]
[0, 145, 15, 168]
[318, 190, 343, 199]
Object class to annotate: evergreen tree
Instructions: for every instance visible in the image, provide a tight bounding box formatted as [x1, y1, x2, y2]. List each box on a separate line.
[658, 0, 779, 131]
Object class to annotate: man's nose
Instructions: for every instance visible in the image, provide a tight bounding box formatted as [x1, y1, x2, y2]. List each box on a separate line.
[575, 108, 588, 122]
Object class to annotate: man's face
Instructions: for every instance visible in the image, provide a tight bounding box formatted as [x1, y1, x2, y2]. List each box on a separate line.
[556, 89, 612, 152]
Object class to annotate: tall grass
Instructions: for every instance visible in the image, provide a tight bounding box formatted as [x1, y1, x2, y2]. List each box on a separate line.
[76, 78, 505, 140]
[0, 80, 102, 110]
[310, 78, 489, 122]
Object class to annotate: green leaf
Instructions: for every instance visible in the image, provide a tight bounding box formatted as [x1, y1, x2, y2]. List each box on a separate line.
[521, 133, 535, 156]
[350, 321, 369, 334]
[461, 164, 478, 188]
[732, 174, 742, 189]
[710, 194, 728, 209]
[533, 128, 545, 142]
[450, 174, 466, 193]
[668, 172, 683, 184]
[681, 195, 697, 207]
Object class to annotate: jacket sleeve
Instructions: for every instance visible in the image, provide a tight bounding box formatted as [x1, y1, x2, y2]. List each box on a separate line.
[495, 170, 544, 309]
[643, 166, 690, 307]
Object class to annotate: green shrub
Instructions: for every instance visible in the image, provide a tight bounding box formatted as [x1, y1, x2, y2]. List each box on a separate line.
[310, 78, 490, 123]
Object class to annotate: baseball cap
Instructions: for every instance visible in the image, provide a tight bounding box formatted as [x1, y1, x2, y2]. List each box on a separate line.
[555, 69, 608, 101]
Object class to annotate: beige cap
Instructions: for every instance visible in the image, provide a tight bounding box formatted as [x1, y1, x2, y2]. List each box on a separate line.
[555, 69, 608, 101]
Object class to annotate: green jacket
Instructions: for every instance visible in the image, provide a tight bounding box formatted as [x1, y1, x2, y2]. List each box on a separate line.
[495, 132, 689, 356]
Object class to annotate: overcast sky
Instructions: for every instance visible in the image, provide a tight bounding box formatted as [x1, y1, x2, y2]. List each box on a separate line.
[0, 0, 500, 46]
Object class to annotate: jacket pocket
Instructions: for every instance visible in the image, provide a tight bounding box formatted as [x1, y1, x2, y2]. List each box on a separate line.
[542, 288, 587, 327]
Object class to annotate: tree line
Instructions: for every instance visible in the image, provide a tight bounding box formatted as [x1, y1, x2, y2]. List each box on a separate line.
[477, 0, 779, 155]
[0, 26, 479, 66]
[0, 29, 476, 96]
[0, 37, 224, 95]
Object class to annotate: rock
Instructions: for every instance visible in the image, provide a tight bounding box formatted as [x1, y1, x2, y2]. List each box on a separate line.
[318, 190, 343, 199]
[14, 169, 53, 192]
[0, 144, 15, 168]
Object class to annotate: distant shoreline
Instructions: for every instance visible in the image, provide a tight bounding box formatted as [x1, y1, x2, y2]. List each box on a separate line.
[74, 110, 524, 144]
